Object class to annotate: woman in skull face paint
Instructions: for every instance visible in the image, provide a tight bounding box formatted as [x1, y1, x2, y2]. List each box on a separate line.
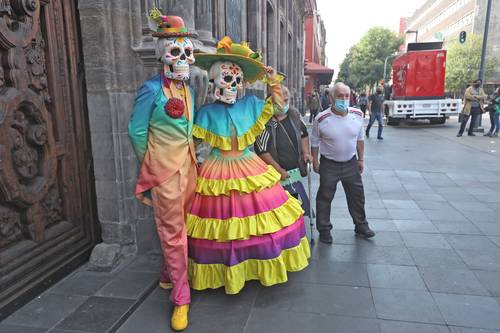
[186, 36, 310, 295]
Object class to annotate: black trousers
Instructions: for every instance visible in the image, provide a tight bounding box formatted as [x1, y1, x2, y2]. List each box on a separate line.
[316, 155, 368, 233]
[458, 108, 480, 135]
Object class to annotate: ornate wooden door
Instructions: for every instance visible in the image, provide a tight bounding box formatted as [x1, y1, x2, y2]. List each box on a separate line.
[0, 0, 98, 317]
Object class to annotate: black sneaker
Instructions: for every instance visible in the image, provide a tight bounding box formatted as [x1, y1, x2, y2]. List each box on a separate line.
[468, 133, 476, 136]
[377, 136, 383, 140]
[365, 130, 369, 138]
[319, 232, 333, 244]
[484, 132, 492, 137]
[456, 133, 462, 137]
[354, 224, 375, 238]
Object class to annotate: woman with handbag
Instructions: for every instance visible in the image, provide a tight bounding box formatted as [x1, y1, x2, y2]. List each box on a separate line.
[255, 85, 314, 216]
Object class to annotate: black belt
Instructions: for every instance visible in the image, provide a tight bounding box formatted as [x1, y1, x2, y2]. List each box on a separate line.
[320, 155, 356, 163]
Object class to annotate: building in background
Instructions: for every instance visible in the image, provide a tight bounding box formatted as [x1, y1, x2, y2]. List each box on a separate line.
[405, 0, 499, 84]
[304, 0, 334, 98]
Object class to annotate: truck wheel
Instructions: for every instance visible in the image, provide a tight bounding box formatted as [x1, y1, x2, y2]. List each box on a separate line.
[430, 117, 446, 125]
[387, 117, 401, 126]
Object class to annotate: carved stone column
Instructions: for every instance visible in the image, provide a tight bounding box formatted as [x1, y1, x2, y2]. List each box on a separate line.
[195, 0, 216, 46]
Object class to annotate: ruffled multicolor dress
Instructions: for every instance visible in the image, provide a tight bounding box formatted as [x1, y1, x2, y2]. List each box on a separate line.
[188, 95, 310, 294]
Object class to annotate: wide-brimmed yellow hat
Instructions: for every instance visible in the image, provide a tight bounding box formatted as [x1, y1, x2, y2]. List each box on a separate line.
[194, 36, 265, 83]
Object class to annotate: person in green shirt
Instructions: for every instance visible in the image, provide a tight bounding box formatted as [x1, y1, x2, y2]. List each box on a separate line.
[485, 87, 500, 137]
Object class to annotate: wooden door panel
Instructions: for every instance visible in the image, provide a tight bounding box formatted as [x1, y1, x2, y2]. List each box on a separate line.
[0, 0, 98, 317]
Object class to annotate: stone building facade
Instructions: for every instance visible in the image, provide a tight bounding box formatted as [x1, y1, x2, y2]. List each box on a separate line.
[77, 0, 307, 268]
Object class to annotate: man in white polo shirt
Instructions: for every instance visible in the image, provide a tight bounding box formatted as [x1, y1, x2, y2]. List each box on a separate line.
[311, 82, 375, 244]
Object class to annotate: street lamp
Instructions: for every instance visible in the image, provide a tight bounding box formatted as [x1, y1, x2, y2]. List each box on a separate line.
[406, 30, 418, 43]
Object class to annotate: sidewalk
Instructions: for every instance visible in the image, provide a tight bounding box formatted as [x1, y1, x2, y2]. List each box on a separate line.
[2, 114, 500, 333]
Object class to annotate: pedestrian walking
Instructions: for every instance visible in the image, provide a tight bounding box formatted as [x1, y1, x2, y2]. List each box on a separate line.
[366, 87, 385, 140]
[457, 79, 486, 137]
[311, 82, 375, 244]
[255, 85, 313, 216]
[308, 91, 321, 123]
[321, 89, 330, 110]
[484, 87, 500, 137]
[358, 92, 368, 118]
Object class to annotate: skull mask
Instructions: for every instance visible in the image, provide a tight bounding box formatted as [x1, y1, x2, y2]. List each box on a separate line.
[156, 37, 195, 81]
[209, 61, 243, 104]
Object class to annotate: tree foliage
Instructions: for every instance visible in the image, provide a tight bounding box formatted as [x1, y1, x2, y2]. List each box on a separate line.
[445, 34, 496, 94]
[336, 27, 403, 90]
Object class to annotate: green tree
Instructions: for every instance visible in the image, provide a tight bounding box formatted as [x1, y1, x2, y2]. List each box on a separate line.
[445, 34, 496, 94]
[337, 27, 403, 90]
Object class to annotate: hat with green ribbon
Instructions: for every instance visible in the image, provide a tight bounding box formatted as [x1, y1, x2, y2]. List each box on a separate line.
[149, 7, 196, 38]
[194, 36, 265, 83]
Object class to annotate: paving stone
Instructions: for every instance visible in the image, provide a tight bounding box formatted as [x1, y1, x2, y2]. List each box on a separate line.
[474, 223, 500, 236]
[245, 309, 380, 333]
[449, 327, 500, 333]
[254, 282, 376, 318]
[367, 219, 398, 232]
[124, 254, 163, 273]
[367, 264, 427, 290]
[193, 281, 260, 309]
[371, 289, 444, 324]
[424, 209, 468, 222]
[419, 267, 489, 295]
[450, 201, 495, 213]
[95, 271, 157, 299]
[378, 320, 450, 333]
[433, 221, 483, 235]
[388, 208, 428, 220]
[313, 244, 414, 266]
[462, 211, 500, 223]
[456, 249, 500, 271]
[331, 230, 404, 247]
[48, 271, 114, 297]
[474, 271, 500, 297]
[490, 236, 500, 248]
[382, 199, 419, 209]
[409, 248, 467, 269]
[55, 296, 134, 332]
[433, 293, 500, 330]
[0, 324, 48, 333]
[415, 200, 454, 210]
[394, 219, 439, 233]
[290, 260, 369, 287]
[402, 233, 451, 249]
[3, 293, 88, 329]
[445, 235, 499, 251]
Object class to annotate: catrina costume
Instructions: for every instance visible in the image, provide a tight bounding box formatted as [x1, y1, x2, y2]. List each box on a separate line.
[187, 37, 310, 294]
[128, 9, 197, 330]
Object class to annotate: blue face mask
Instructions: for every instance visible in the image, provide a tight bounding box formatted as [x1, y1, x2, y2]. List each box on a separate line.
[335, 99, 349, 113]
[283, 104, 289, 114]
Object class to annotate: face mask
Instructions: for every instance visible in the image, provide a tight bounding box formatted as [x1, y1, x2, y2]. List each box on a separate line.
[473, 84, 480, 88]
[274, 104, 289, 116]
[334, 99, 349, 113]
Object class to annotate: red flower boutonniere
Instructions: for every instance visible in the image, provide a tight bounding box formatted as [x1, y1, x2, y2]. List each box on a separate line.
[165, 98, 185, 119]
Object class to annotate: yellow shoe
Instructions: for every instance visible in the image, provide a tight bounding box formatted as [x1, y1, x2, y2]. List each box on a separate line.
[159, 281, 172, 290]
[171, 304, 189, 331]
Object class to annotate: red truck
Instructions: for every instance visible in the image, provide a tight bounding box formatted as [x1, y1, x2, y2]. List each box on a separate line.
[385, 42, 461, 125]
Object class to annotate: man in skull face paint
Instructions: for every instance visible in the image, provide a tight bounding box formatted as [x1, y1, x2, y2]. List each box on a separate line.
[128, 9, 197, 331]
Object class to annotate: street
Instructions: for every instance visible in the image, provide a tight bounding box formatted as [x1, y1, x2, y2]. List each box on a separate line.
[2, 115, 500, 333]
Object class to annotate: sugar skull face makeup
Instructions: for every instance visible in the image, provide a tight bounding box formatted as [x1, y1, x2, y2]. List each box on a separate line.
[157, 37, 195, 81]
[209, 61, 243, 104]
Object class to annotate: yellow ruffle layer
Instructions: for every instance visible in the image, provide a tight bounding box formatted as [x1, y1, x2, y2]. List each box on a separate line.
[189, 237, 310, 294]
[187, 194, 304, 241]
[196, 165, 281, 196]
[192, 98, 274, 151]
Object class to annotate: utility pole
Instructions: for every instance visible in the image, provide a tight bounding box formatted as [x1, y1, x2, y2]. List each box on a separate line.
[474, 0, 492, 132]
[478, 0, 492, 83]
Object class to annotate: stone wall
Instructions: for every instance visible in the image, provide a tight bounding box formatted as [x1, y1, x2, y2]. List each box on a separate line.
[78, 0, 306, 269]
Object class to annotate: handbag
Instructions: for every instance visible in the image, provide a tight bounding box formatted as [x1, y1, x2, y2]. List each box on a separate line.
[276, 120, 308, 177]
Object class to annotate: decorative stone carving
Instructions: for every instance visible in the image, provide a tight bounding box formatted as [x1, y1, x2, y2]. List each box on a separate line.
[0, 204, 22, 248]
